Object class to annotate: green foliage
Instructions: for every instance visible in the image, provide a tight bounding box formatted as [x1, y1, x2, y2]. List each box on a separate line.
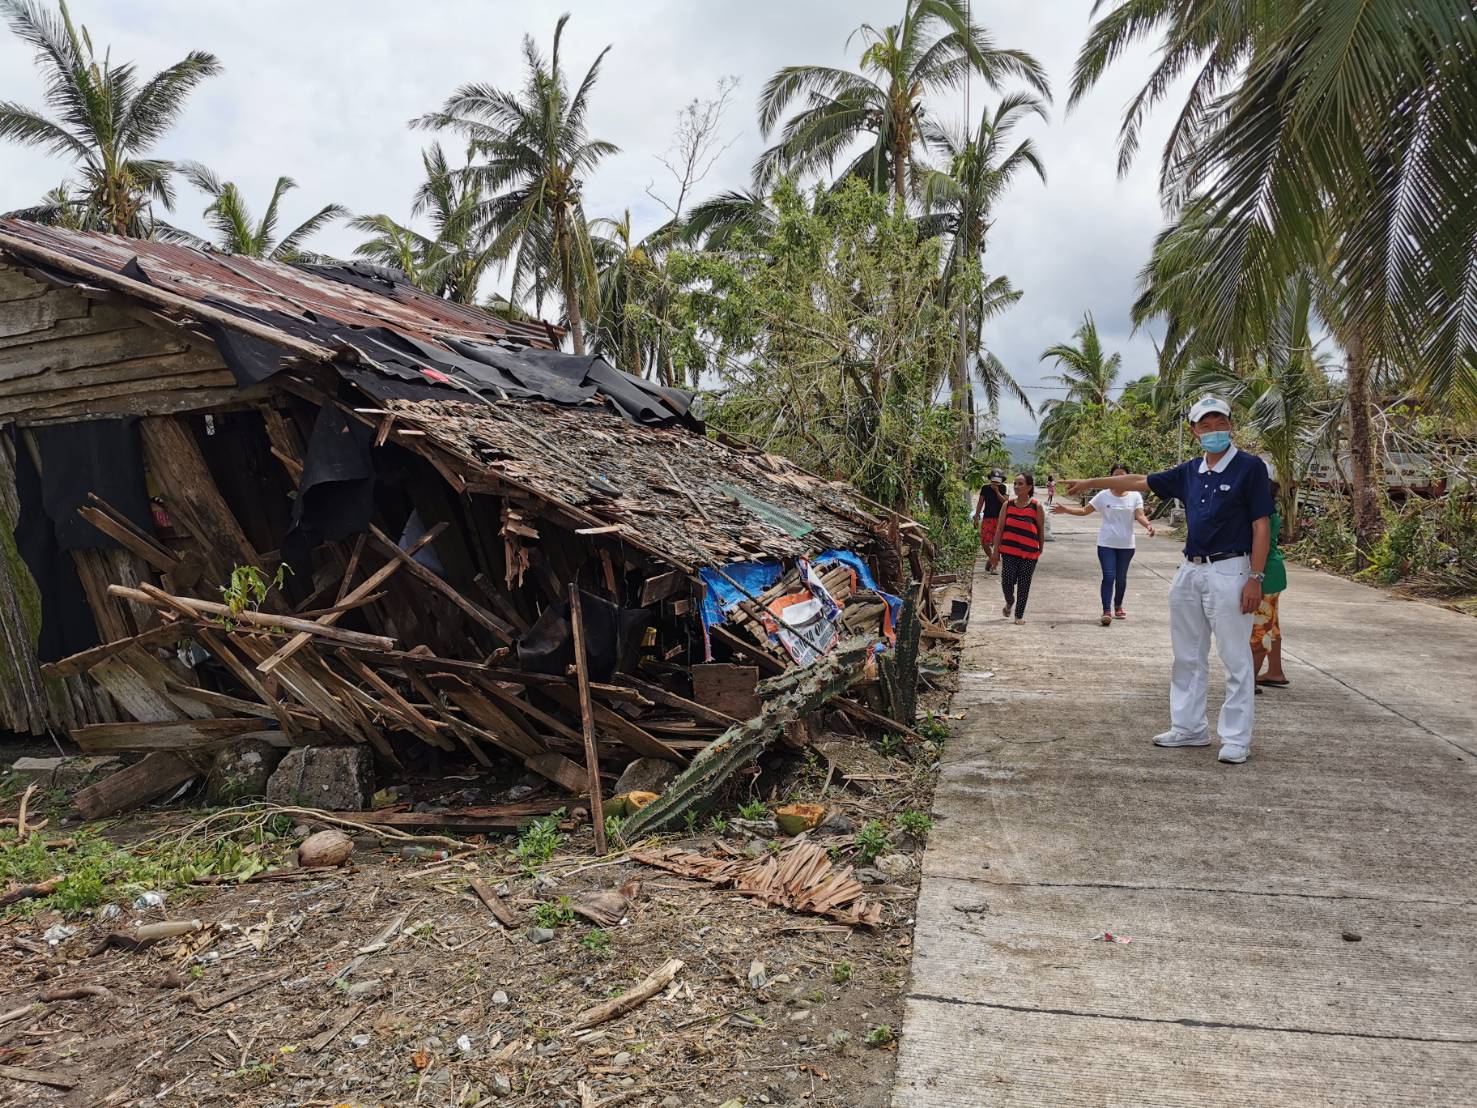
[1037, 401, 1182, 491]
[603, 814, 625, 845]
[1289, 492, 1477, 594]
[876, 733, 902, 757]
[219, 563, 291, 625]
[179, 163, 345, 261]
[580, 928, 612, 954]
[414, 14, 617, 353]
[532, 896, 576, 929]
[513, 809, 566, 873]
[865, 1024, 896, 1047]
[831, 960, 854, 984]
[855, 820, 888, 864]
[916, 713, 951, 743]
[898, 810, 934, 838]
[706, 815, 729, 834]
[737, 799, 768, 821]
[674, 179, 974, 516]
[1, 828, 277, 918]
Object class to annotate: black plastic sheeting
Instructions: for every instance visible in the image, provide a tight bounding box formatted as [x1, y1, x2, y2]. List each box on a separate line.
[10, 420, 152, 662]
[195, 293, 698, 430]
[516, 589, 649, 683]
[280, 403, 376, 587]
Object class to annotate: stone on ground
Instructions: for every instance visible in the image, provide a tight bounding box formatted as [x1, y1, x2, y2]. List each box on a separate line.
[204, 740, 283, 804]
[613, 756, 679, 796]
[266, 745, 373, 810]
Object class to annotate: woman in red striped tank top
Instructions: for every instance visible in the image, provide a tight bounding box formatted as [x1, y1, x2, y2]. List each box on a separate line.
[987, 473, 1045, 623]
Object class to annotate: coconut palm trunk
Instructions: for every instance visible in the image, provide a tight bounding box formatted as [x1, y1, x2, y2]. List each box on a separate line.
[1343, 331, 1381, 564]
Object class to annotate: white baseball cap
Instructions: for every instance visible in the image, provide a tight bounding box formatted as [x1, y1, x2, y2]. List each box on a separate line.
[1187, 395, 1231, 422]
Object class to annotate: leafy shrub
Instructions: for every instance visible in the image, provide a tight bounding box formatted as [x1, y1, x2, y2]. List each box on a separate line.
[898, 810, 933, 838]
[855, 821, 887, 864]
[513, 809, 566, 872]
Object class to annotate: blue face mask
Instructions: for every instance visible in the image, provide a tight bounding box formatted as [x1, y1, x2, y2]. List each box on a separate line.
[1198, 430, 1232, 453]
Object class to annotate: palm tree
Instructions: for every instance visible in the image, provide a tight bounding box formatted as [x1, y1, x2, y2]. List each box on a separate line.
[0, 0, 220, 237]
[179, 164, 344, 262]
[1071, 0, 1477, 552]
[3, 181, 87, 228]
[1041, 313, 1122, 407]
[351, 145, 500, 303]
[416, 15, 618, 355]
[1036, 313, 1123, 456]
[591, 209, 668, 380]
[755, 0, 1048, 202]
[919, 91, 1047, 445]
[1179, 276, 1340, 537]
[679, 188, 780, 251]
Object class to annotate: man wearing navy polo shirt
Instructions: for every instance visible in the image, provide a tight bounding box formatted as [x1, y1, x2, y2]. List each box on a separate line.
[1066, 396, 1274, 764]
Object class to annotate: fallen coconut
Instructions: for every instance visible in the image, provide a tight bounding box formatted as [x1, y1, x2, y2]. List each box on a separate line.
[298, 828, 354, 868]
[774, 802, 825, 836]
[606, 791, 659, 818]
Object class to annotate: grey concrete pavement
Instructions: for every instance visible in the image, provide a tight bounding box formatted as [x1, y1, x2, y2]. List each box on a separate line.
[893, 510, 1477, 1106]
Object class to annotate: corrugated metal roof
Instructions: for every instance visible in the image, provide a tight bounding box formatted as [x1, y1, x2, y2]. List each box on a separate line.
[0, 219, 560, 350]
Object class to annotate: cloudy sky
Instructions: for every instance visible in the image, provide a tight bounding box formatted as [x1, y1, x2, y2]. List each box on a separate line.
[0, 1, 1177, 435]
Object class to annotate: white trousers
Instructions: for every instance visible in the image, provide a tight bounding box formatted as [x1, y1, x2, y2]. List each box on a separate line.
[1167, 556, 1256, 747]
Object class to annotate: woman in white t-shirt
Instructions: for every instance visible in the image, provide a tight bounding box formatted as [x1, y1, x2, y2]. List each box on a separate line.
[1051, 462, 1155, 626]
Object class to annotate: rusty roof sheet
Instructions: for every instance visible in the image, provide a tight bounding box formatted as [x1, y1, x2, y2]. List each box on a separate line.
[0, 219, 560, 350]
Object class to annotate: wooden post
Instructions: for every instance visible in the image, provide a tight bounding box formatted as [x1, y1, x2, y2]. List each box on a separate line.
[568, 585, 607, 855]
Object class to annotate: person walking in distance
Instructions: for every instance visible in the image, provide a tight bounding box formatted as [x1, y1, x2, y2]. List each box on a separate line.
[988, 473, 1045, 624]
[1051, 462, 1155, 625]
[971, 469, 1009, 573]
[1066, 397, 1273, 764]
[1046, 474, 1056, 505]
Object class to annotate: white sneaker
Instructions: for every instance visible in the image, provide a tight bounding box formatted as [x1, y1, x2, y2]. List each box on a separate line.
[1153, 729, 1210, 748]
[1218, 745, 1249, 764]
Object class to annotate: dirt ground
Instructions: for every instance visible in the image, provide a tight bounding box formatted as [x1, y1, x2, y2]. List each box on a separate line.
[0, 658, 962, 1108]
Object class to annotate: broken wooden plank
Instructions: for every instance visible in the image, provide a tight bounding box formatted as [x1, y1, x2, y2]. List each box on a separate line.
[72, 718, 284, 754]
[569, 585, 607, 855]
[542, 685, 685, 764]
[108, 585, 396, 649]
[637, 569, 687, 607]
[615, 674, 743, 730]
[40, 621, 198, 680]
[691, 662, 763, 718]
[0, 1063, 77, 1090]
[257, 522, 444, 674]
[72, 752, 197, 820]
[566, 958, 683, 1033]
[367, 525, 513, 644]
[524, 751, 591, 795]
[308, 1000, 371, 1053]
[468, 877, 519, 927]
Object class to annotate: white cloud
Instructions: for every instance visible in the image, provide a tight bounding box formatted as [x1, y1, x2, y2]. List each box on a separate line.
[0, 0, 1179, 434]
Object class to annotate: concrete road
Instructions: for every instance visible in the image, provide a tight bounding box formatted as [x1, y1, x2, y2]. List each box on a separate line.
[893, 510, 1477, 1106]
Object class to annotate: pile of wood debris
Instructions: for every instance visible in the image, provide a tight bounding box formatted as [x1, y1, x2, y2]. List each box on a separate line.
[0, 223, 966, 836]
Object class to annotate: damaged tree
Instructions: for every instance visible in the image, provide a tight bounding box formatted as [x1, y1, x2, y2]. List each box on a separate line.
[618, 636, 873, 840]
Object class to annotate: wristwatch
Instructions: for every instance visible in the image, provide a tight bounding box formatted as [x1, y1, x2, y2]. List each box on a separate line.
[1249, 571, 1266, 582]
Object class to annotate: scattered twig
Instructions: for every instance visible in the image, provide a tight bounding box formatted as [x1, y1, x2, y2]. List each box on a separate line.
[567, 958, 683, 1032]
[38, 985, 114, 1004]
[191, 968, 290, 1011]
[308, 1001, 372, 1053]
[0, 879, 60, 908]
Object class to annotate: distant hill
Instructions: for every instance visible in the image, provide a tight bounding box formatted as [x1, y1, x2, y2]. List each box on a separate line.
[1002, 434, 1036, 468]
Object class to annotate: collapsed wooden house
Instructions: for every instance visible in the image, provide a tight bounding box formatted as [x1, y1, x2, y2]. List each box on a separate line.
[0, 219, 941, 823]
